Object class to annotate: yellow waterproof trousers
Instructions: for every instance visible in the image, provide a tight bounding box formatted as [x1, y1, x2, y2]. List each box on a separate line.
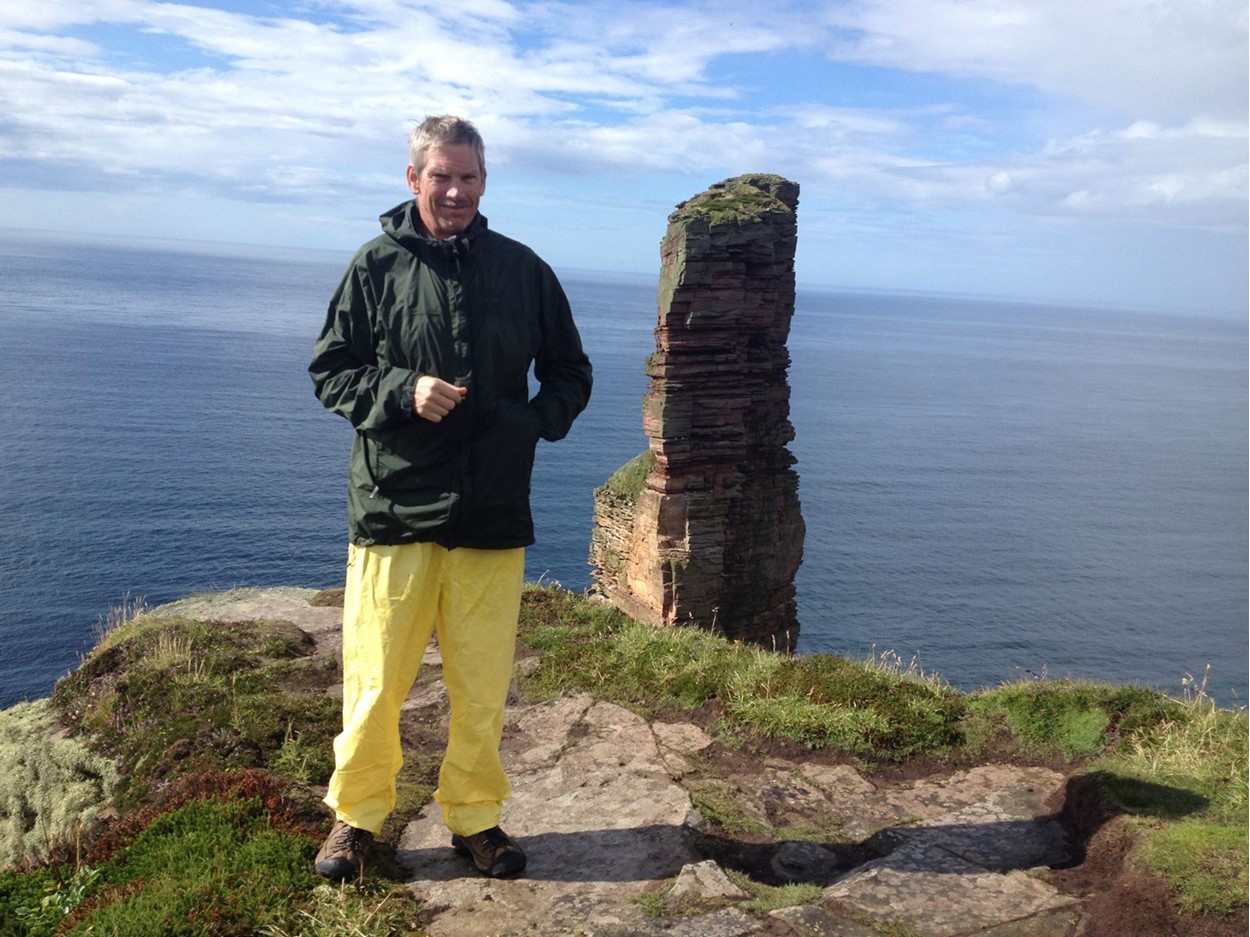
[324, 542, 524, 837]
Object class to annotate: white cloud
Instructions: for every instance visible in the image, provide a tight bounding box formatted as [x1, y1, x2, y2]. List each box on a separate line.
[1032, 119, 1249, 226]
[820, 0, 1248, 121]
[0, 0, 1243, 310]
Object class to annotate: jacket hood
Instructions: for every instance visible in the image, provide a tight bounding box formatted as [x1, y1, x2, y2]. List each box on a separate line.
[379, 200, 489, 255]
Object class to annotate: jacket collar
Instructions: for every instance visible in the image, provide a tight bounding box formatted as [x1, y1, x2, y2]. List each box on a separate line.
[380, 200, 488, 257]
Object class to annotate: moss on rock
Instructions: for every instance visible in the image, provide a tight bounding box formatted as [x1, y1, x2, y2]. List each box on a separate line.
[595, 450, 657, 503]
[669, 174, 798, 227]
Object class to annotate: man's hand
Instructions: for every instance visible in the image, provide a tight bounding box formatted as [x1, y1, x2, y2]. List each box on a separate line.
[413, 375, 468, 422]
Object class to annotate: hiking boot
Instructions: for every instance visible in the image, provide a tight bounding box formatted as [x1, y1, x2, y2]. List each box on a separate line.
[451, 826, 527, 877]
[315, 820, 373, 882]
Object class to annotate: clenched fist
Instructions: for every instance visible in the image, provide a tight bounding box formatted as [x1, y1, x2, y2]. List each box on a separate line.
[413, 375, 468, 422]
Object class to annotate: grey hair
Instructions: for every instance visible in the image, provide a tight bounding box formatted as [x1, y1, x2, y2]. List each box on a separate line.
[408, 115, 486, 175]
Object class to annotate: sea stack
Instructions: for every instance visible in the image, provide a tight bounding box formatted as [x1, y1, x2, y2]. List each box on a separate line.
[589, 174, 805, 651]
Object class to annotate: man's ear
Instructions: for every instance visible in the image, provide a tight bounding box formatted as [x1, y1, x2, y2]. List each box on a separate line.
[406, 164, 420, 195]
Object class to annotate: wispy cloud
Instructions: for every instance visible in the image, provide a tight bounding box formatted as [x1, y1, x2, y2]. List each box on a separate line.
[0, 0, 1244, 310]
[820, 0, 1248, 120]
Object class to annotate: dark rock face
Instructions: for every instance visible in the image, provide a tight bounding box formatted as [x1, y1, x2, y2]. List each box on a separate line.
[589, 174, 805, 650]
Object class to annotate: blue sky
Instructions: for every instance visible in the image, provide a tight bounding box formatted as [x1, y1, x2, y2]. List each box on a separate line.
[1, 0, 1246, 313]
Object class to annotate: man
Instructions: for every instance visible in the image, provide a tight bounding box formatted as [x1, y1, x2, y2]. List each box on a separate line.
[308, 115, 592, 883]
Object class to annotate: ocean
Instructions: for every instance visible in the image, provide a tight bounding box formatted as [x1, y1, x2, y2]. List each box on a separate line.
[1, 230, 1245, 708]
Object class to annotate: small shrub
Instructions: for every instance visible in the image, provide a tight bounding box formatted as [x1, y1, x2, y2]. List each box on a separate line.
[268, 728, 335, 786]
[12, 865, 101, 936]
[0, 866, 62, 937]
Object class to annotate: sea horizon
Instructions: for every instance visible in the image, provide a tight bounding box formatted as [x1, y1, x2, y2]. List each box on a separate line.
[1, 230, 1245, 708]
[3, 224, 1242, 323]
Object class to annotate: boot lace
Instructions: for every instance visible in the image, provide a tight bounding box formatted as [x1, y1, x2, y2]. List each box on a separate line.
[332, 823, 373, 855]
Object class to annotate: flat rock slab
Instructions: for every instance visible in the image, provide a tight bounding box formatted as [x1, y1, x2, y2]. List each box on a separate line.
[152, 587, 344, 657]
[770, 904, 883, 936]
[397, 695, 710, 936]
[827, 840, 1077, 937]
[865, 766, 1072, 870]
[825, 766, 1078, 937]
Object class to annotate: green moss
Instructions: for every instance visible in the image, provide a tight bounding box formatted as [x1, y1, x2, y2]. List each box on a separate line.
[76, 800, 331, 934]
[595, 450, 656, 503]
[670, 175, 796, 227]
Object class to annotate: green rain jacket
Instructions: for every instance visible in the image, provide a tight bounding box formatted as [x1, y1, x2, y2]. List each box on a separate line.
[309, 202, 592, 548]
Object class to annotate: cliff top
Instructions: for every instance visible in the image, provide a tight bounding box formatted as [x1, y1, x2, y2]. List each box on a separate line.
[1, 586, 1244, 937]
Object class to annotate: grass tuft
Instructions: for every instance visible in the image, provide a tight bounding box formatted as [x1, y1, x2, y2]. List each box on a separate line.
[90, 593, 149, 649]
[595, 450, 656, 502]
[260, 882, 426, 937]
[968, 679, 1176, 758]
[724, 869, 821, 913]
[519, 584, 965, 758]
[50, 614, 340, 812]
[1132, 821, 1247, 915]
[1086, 685, 1248, 916]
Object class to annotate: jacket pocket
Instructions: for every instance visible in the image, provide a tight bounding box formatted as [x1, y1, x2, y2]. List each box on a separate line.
[470, 399, 540, 509]
[351, 423, 458, 497]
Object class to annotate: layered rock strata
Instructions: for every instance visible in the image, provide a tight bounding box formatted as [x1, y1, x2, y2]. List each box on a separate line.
[589, 174, 805, 650]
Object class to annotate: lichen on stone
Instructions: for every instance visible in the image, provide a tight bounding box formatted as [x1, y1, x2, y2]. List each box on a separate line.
[0, 698, 118, 869]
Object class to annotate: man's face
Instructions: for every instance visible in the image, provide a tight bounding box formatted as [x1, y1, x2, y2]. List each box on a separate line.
[407, 142, 486, 239]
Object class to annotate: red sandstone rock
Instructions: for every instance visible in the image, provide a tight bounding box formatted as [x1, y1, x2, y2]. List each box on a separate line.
[589, 174, 805, 650]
